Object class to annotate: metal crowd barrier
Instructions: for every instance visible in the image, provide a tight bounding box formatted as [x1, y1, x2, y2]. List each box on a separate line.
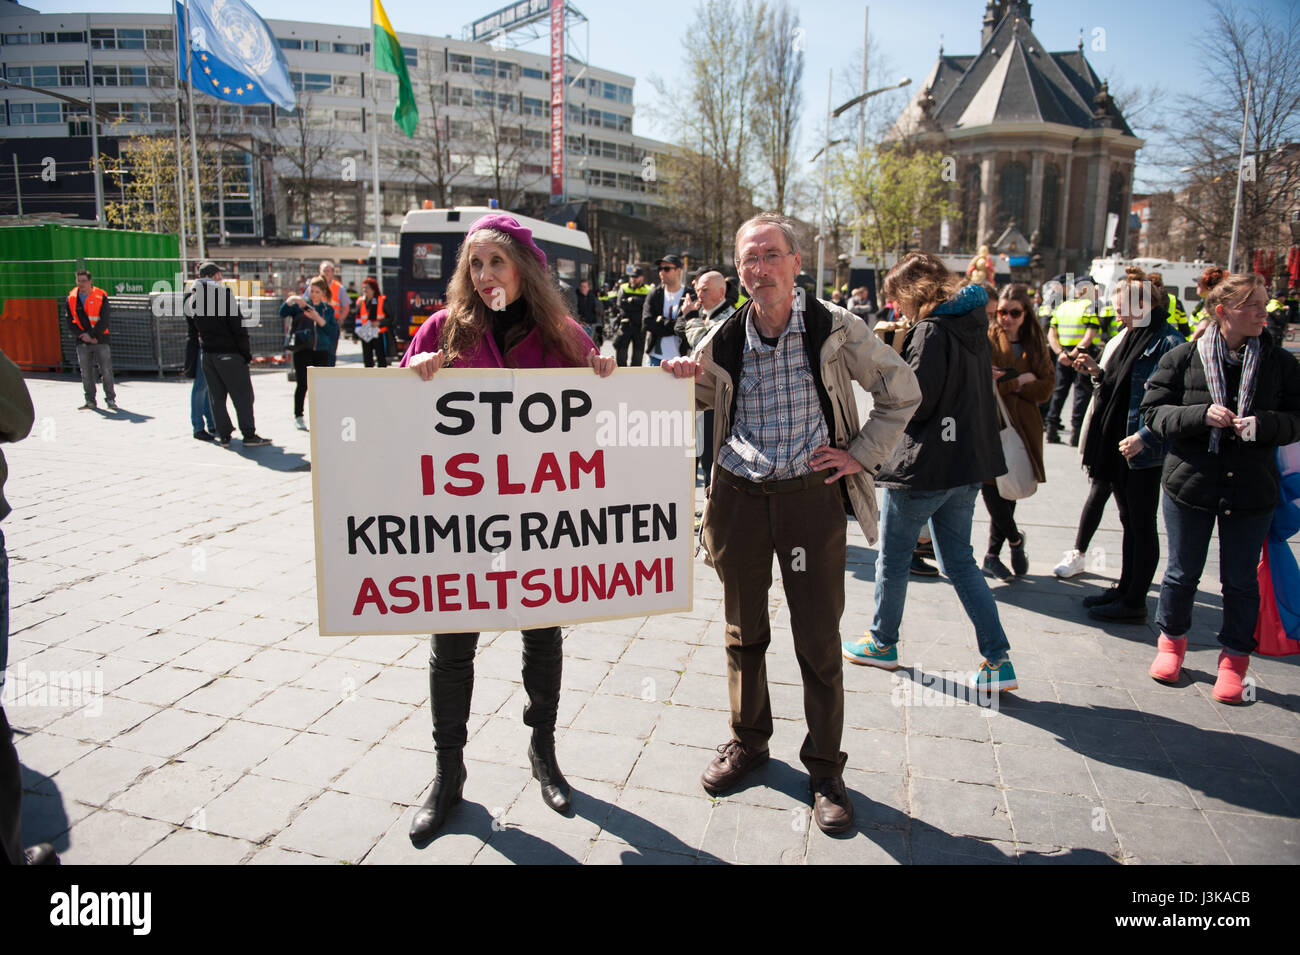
[59, 294, 284, 374]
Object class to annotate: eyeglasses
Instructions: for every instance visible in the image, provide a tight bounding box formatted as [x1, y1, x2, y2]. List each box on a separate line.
[737, 250, 795, 272]
[996, 307, 1023, 318]
[658, 265, 677, 272]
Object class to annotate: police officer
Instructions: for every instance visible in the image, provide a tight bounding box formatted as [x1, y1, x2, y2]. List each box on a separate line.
[1266, 288, 1288, 342]
[614, 267, 651, 366]
[1046, 280, 1099, 445]
[68, 269, 117, 411]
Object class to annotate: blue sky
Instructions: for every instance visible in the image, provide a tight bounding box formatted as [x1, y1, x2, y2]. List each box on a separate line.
[29, 0, 1233, 188]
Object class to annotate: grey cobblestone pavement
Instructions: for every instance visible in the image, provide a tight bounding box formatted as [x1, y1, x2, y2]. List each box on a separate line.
[6, 343, 1299, 864]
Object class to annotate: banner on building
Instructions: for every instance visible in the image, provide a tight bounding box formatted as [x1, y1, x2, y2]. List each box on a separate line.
[308, 367, 696, 635]
[549, 0, 564, 200]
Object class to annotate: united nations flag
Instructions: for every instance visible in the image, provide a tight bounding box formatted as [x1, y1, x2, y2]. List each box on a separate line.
[175, 0, 295, 112]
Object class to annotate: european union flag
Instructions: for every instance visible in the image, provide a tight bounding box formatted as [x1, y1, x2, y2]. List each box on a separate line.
[176, 0, 295, 112]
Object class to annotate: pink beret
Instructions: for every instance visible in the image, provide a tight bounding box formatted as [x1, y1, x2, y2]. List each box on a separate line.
[466, 214, 547, 269]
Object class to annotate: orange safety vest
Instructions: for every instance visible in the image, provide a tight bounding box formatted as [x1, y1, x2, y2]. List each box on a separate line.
[357, 294, 386, 328]
[68, 286, 108, 333]
[327, 278, 344, 313]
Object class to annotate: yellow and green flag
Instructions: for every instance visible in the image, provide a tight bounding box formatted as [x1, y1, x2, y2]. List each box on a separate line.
[372, 0, 417, 137]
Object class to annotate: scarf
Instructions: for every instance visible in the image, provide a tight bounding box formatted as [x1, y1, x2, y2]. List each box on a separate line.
[1198, 323, 1261, 453]
[931, 283, 987, 317]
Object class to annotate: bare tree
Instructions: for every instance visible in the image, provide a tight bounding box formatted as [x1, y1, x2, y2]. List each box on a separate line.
[466, 58, 543, 210]
[270, 93, 347, 239]
[750, 0, 802, 215]
[1164, 0, 1300, 268]
[651, 0, 767, 258]
[385, 42, 474, 208]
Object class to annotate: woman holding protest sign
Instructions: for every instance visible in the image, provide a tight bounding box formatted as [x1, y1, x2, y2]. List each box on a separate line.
[399, 214, 614, 844]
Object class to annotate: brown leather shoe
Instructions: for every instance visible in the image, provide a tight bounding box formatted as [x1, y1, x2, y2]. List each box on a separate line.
[811, 775, 855, 834]
[701, 739, 769, 795]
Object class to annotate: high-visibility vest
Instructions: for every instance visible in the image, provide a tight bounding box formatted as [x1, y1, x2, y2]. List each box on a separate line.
[1051, 298, 1093, 348]
[356, 294, 386, 328]
[1267, 298, 1283, 314]
[1091, 303, 1121, 345]
[327, 278, 344, 313]
[67, 286, 108, 333]
[1167, 293, 1191, 339]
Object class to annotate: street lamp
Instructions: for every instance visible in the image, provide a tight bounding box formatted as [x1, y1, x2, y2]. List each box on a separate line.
[816, 75, 911, 298]
[832, 76, 911, 119]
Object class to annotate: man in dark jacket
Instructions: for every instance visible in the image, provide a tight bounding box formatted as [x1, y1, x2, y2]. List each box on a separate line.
[643, 254, 689, 364]
[574, 279, 602, 345]
[185, 261, 270, 448]
[842, 274, 1018, 694]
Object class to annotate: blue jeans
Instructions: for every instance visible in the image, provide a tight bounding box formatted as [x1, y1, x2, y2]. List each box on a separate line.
[1155, 490, 1273, 655]
[871, 483, 1011, 664]
[190, 356, 215, 434]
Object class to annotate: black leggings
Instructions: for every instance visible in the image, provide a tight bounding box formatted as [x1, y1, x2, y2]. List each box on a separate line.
[293, 349, 330, 418]
[1074, 478, 1111, 552]
[1111, 463, 1162, 607]
[428, 627, 563, 752]
[980, 484, 1021, 556]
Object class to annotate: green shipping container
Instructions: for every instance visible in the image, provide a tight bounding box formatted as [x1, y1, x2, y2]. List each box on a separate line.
[0, 223, 180, 314]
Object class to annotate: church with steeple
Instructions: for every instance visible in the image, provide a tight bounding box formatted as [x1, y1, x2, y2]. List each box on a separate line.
[889, 0, 1143, 274]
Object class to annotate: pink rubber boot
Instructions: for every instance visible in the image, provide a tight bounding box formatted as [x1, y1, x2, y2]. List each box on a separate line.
[1148, 634, 1187, 685]
[1212, 651, 1250, 704]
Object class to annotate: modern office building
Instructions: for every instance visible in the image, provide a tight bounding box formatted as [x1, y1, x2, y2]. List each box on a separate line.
[0, 0, 668, 276]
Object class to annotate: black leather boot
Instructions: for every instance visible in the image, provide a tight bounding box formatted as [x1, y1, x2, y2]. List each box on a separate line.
[528, 731, 572, 814]
[521, 626, 570, 813]
[410, 633, 477, 844]
[409, 752, 466, 844]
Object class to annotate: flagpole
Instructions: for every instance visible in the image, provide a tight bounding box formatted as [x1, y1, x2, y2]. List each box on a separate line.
[85, 14, 105, 225]
[370, 1, 384, 291]
[183, 0, 206, 260]
[171, 2, 188, 277]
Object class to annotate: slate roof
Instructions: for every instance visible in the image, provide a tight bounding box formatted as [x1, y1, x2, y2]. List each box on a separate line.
[896, 12, 1134, 137]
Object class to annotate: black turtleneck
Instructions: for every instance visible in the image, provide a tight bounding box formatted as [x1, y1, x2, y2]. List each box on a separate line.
[490, 297, 531, 359]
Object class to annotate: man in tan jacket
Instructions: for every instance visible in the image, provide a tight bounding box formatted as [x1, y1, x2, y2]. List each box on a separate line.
[662, 213, 920, 834]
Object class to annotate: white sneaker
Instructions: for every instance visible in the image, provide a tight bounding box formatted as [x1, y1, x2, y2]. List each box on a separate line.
[1053, 548, 1085, 578]
[295, 416, 308, 431]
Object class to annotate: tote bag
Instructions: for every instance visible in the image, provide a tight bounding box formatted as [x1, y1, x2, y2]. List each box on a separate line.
[993, 386, 1038, 500]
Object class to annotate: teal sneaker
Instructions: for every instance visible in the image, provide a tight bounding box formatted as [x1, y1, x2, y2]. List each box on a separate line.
[972, 659, 1018, 693]
[842, 635, 900, 670]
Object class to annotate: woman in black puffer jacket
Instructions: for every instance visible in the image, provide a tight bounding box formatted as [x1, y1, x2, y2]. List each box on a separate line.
[1140, 269, 1300, 704]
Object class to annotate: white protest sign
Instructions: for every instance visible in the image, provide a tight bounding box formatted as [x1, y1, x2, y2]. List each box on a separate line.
[309, 367, 695, 635]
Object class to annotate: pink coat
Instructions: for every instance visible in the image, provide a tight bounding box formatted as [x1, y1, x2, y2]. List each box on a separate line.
[398, 308, 595, 370]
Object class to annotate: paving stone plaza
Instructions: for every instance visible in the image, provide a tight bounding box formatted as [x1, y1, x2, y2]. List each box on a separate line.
[6, 344, 1299, 864]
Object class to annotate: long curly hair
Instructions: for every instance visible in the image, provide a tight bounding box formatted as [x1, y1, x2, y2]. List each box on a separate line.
[441, 228, 586, 367]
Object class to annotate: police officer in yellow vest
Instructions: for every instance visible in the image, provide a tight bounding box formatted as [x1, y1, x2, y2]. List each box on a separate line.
[68, 268, 117, 411]
[1045, 280, 1099, 445]
[613, 267, 651, 366]
[1266, 291, 1288, 343]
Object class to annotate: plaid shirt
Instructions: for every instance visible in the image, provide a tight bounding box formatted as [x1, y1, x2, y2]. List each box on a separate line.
[717, 305, 828, 481]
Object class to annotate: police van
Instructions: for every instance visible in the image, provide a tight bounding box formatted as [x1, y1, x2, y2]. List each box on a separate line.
[1089, 257, 1213, 319]
[396, 206, 594, 344]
